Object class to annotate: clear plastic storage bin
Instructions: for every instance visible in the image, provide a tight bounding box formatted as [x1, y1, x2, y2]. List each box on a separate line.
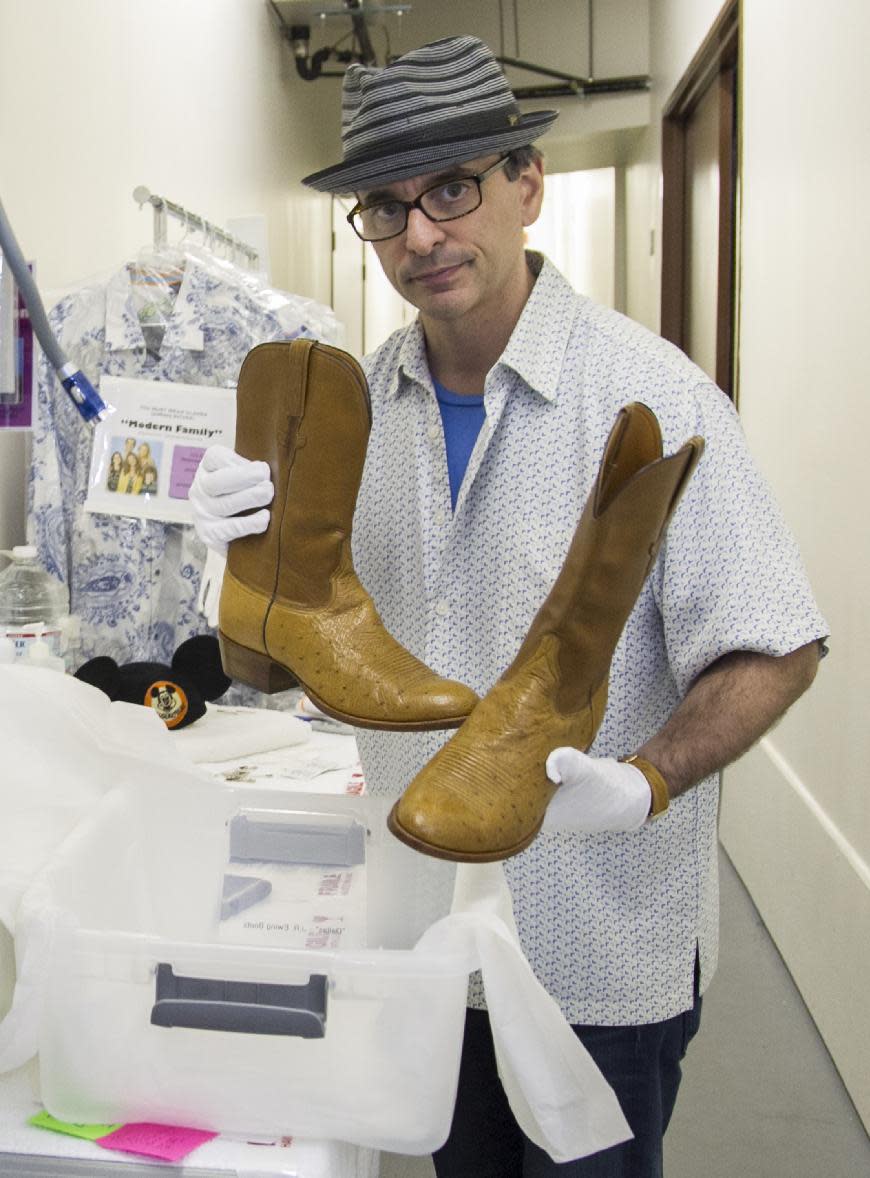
[32, 780, 470, 1153]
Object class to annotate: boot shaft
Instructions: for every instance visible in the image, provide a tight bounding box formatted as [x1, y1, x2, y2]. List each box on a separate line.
[506, 403, 703, 713]
[227, 339, 371, 607]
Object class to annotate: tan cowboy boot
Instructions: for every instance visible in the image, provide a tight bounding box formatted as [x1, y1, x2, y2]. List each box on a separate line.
[387, 403, 704, 859]
[218, 339, 479, 730]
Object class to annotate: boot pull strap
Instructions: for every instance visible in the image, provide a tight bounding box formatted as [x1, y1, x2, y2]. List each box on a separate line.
[286, 338, 316, 417]
[595, 402, 662, 515]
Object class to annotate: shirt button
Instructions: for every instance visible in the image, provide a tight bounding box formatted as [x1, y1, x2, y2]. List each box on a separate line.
[427, 424, 440, 442]
[434, 509, 446, 526]
[434, 598, 450, 617]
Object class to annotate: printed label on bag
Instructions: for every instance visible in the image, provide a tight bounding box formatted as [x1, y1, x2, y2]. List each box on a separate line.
[84, 376, 235, 524]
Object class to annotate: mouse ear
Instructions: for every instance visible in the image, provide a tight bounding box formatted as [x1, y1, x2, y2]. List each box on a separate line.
[74, 655, 123, 699]
[172, 634, 232, 702]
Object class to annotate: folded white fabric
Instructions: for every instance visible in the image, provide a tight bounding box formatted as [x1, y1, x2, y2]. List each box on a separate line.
[417, 863, 633, 1163]
[171, 702, 310, 763]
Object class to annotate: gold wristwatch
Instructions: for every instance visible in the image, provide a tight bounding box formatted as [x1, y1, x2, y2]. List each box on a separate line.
[619, 754, 671, 820]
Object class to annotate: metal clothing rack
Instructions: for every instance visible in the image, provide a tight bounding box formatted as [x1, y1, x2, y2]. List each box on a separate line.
[132, 186, 260, 269]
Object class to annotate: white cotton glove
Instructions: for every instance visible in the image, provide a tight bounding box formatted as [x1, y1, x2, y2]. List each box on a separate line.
[188, 444, 274, 557]
[196, 547, 226, 627]
[542, 748, 652, 834]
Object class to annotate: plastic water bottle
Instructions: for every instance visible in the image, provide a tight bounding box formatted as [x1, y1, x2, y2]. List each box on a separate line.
[0, 545, 69, 669]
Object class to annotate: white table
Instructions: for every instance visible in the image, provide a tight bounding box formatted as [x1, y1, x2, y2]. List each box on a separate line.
[0, 1061, 379, 1176]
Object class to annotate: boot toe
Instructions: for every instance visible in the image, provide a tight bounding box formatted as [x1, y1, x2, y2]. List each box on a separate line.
[388, 772, 544, 863]
[406, 681, 479, 727]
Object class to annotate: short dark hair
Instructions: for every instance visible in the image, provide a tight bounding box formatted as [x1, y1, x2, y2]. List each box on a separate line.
[503, 145, 543, 180]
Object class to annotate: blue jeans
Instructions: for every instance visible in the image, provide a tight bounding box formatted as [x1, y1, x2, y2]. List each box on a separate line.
[432, 981, 703, 1178]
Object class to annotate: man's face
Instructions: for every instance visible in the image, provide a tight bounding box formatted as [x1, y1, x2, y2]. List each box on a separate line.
[360, 153, 544, 325]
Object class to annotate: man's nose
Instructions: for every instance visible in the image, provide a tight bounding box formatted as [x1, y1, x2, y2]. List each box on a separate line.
[403, 207, 446, 254]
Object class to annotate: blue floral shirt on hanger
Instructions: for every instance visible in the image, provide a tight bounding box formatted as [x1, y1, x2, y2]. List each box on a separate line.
[28, 257, 340, 670]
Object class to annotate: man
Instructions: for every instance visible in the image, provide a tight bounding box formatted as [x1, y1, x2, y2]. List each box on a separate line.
[190, 36, 827, 1178]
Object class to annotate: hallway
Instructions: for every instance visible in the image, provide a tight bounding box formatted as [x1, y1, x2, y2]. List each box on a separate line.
[381, 848, 870, 1177]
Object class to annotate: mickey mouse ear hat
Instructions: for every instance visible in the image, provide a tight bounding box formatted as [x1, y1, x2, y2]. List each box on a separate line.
[302, 35, 558, 194]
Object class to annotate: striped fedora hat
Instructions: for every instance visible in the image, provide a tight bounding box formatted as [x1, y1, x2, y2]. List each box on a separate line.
[302, 36, 558, 193]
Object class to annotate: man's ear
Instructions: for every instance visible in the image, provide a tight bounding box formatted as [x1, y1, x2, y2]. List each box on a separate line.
[517, 164, 543, 230]
[519, 155, 545, 228]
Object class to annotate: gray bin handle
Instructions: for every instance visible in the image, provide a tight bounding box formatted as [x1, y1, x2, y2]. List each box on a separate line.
[151, 964, 327, 1038]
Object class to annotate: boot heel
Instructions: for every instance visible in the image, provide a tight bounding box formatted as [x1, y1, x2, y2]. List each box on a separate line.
[218, 634, 298, 694]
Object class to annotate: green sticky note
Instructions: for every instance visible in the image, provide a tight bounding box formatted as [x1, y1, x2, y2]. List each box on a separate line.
[29, 1111, 122, 1140]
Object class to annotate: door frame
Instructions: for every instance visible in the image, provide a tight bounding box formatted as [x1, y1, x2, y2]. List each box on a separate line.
[660, 0, 739, 398]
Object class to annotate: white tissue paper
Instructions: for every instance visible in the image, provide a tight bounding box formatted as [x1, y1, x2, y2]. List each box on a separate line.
[0, 667, 183, 932]
[0, 667, 191, 1072]
[420, 863, 633, 1163]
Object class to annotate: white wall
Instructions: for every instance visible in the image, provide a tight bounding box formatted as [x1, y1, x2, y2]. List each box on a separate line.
[0, 0, 335, 550]
[719, 0, 870, 1129]
[625, 0, 870, 1129]
[0, 0, 337, 295]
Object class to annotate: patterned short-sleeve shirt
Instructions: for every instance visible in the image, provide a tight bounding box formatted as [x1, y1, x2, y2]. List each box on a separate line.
[352, 252, 828, 1025]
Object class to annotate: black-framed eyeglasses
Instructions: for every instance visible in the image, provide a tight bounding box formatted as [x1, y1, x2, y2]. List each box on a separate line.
[346, 155, 511, 242]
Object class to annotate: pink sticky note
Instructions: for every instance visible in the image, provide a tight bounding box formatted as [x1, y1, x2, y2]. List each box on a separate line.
[97, 1121, 218, 1162]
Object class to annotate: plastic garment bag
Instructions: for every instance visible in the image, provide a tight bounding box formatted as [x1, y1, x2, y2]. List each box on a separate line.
[27, 235, 343, 672]
[123, 229, 345, 359]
